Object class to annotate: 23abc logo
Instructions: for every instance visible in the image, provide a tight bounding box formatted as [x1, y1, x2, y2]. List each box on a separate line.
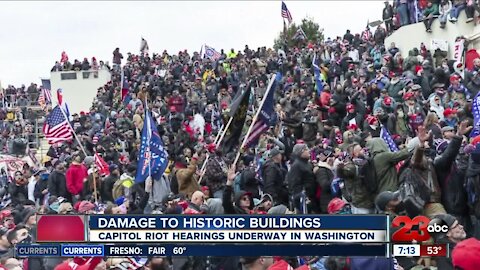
[391, 216, 449, 242]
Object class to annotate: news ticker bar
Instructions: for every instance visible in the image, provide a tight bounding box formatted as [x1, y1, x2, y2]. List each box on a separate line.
[36, 215, 389, 243]
[15, 244, 388, 257]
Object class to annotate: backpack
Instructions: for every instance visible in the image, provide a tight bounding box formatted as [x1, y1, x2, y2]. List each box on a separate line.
[356, 156, 379, 194]
[112, 176, 134, 200]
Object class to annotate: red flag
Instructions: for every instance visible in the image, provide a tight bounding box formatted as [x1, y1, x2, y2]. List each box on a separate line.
[94, 152, 110, 176]
[57, 88, 64, 106]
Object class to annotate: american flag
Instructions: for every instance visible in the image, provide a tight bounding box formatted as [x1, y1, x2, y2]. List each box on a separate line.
[281, 1, 293, 24]
[380, 126, 399, 152]
[43, 105, 73, 144]
[380, 126, 404, 171]
[38, 88, 52, 110]
[244, 74, 277, 148]
[204, 45, 221, 61]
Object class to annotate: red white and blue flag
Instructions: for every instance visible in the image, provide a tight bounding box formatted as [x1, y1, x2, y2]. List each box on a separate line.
[204, 45, 221, 61]
[43, 105, 73, 144]
[281, 1, 293, 24]
[135, 107, 169, 183]
[57, 88, 70, 117]
[244, 74, 277, 148]
[380, 126, 404, 171]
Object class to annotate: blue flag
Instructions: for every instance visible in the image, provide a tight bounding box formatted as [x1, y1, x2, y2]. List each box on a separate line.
[275, 71, 283, 83]
[471, 92, 480, 137]
[312, 53, 324, 96]
[244, 75, 277, 148]
[380, 126, 399, 152]
[135, 110, 169, 183]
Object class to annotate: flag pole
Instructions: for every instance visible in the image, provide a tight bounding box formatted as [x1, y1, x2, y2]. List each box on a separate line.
[232, 74, 276, 166]
[92, 161, 98, 204]
[56, 102, 88, 157]
[197, 118, 232, 184]
[145, 96, 152, 180]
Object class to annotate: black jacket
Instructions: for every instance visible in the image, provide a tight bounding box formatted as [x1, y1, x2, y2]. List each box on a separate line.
[262, 160, 289, 206]
[222, 186, 254, 214]
[34, 179, 49, 205]
[314, 163, 334, 214]
[434, 136, 469, 216]
[48, 171, 70, 201]
[8, 183, 28, 205]
[101, 174, 118, 203]
[435, 237, 455, 270]
[286, 157, 319, 212]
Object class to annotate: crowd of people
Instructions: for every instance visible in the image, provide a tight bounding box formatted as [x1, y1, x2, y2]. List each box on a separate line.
[382, 0, 480, 34]
[50, 52, 110, 73]
[0, 83, 45, 155]
[2, 2, 480, 269]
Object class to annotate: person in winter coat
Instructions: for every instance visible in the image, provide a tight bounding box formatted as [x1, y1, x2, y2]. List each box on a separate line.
[48, 161, 71, 202]
[366, 137, 411, 194]
[434, 121, 471, 232]
[314, 152, 335, 213]
[223, 165, 255, 214]
[176, 154, 201, 199]
[433, 214, 467, 270]
[466, 71, 480, 97]
[438, 0, 452, 28]
[399, 130, 446, 219]
[101, 164, 120, 203]
[8, 171, 28, 206]
[403, 92, 426, 135]
[286, 143, 320, 213]
[337, 143, 375, 214]
[204, 149, 228, 199]
[262, 148, 289, 206]
[464, 142, 480, 238]
[429, 94, 445, 122]
[65, 155, 88, 202]
[34, 173, 49, 205]
[112, 48, 123, 66]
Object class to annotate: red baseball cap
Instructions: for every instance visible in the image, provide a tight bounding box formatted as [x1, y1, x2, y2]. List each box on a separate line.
[403, 92, 415, 100]
[443, 108, 458, 117]
[328, 198, 347, 214]
[384, 97, 392, 106]
[452, 238, 480, 270]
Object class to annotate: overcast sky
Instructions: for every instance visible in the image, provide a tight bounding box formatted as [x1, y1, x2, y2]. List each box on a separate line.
[0, 1, 383, 87]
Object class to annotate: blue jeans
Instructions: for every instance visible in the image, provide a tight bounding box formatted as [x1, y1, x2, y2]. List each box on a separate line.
[450, 4, 466, 19]
[398, 3, 409, 26]
[439, 13, 449, 24]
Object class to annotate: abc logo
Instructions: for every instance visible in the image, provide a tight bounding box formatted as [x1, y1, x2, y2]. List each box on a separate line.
[427, 223, 449, 233]
[392, 216, 450, 242]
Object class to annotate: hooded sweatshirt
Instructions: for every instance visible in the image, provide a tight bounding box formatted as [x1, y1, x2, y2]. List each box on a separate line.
[65, 163, 88, 196]
[222, 186, 255, 214]
[366, 138, 411, 194]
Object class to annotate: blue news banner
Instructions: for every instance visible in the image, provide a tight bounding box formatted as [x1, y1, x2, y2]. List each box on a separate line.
[17, 215, 388, 257]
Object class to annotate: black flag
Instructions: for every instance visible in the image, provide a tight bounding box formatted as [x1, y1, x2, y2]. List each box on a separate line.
[220, 84, 252, 154]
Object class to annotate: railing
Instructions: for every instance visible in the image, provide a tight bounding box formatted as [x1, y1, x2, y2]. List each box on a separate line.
[53, 68, 108, 81]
